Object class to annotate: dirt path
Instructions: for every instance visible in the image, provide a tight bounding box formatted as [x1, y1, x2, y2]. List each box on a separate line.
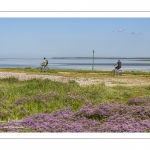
[0, 72, 150, 87]
[76, 77, 150, 86]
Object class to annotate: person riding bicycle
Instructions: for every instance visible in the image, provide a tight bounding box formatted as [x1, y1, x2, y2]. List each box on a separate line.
[114, 59, 122, 73]
[41, 57, 48, 68]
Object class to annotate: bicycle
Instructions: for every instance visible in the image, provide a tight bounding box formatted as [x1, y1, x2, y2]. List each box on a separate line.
[37, 65, 50, 72]
[111, 69, 122, 76]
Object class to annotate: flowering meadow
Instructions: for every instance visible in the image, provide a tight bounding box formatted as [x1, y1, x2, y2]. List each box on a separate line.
[1, 76, 150, 132]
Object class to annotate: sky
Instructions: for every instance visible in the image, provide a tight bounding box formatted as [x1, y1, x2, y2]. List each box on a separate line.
[0, 18, 150, 58]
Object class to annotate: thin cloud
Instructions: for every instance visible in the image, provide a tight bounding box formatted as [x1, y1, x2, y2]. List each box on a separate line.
[117, 28, 124, 32]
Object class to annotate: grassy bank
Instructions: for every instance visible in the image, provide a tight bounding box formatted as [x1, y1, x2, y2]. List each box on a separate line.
[0, 75, 150, 121]
[1, 67, 150, 77]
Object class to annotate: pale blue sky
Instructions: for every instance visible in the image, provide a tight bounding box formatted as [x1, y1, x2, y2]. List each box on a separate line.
[0, 18, 150, 58]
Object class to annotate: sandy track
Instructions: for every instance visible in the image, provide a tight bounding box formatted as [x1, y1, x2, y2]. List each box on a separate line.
[0, 72, 150, 87]
[0, 72, 70, 83]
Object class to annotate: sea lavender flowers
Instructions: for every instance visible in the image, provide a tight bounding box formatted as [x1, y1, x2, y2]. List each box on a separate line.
[1, 97, 150, 132]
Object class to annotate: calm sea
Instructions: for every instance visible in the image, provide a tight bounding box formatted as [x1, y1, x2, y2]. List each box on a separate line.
[0, 58, 150, 72]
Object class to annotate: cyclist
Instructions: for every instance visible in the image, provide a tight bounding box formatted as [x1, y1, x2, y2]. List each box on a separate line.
[114, 59, 122, 74]
[41, 57, 48, 68]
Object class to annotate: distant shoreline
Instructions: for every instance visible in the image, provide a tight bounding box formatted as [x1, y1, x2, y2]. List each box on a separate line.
[1, 57, 150, 60]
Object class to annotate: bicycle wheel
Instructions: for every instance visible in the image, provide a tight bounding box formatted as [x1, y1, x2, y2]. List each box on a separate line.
[44, 67, 50, 72]
[37, 67, 42, 72]
[111, 69, 115, 76]
[119, 70, 122, 76]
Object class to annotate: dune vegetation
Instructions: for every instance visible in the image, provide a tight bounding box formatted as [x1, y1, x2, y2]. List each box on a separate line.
[0, 68, 150, 132]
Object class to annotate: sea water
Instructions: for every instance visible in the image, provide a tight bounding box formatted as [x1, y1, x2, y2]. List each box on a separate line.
[0, 58, 150, 72]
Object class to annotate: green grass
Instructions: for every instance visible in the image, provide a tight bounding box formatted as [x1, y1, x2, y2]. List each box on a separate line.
[0, 75, 150, 121]
[1, 67, 150, 77]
